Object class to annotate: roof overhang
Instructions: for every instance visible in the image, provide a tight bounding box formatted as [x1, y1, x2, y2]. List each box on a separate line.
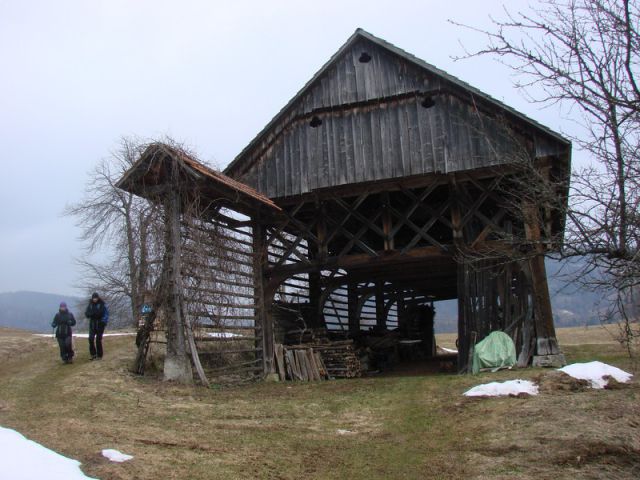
[116, 143, 282, 219]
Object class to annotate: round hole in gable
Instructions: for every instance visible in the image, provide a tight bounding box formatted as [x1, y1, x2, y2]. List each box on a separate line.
[421, 96, 436, 109]
[310, 116, 323, 128]
[359, 52, 372, 63]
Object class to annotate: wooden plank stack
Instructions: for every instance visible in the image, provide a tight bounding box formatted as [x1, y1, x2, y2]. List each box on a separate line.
[274, 339, 362, 381]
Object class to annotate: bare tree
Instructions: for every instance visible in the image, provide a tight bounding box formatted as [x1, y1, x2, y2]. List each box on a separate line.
[453, 0, 640, 352]
[65, 137, 163, 327]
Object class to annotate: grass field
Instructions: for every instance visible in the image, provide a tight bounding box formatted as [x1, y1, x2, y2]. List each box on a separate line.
[0, 326, 638, 479]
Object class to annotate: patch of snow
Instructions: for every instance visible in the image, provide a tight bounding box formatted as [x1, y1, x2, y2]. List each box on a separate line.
[558, 361, 633, 389]
[205, 332, 243, 338]
[463, 379, 539, 397]
[440, 347, 458, 354]
[0, 425, 97, 479]
[102, 449, 133, 463]
[336, 429, 355, 435]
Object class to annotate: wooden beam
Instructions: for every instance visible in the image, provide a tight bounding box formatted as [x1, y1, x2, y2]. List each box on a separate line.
[523, 204, 561, 358]
[375, 281, 386, 329]
[348, 281, 359, 334]
[253, 220, 274, 375]
[163, 190, 194, 383]
[382, 192, 394, 251]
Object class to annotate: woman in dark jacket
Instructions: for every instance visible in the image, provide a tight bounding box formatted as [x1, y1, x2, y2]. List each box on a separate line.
[85, 292, 109, 360]
[52, 302, 76, 364]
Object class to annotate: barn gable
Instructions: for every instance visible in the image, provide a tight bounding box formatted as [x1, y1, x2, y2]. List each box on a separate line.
[224, 28, 570, 200]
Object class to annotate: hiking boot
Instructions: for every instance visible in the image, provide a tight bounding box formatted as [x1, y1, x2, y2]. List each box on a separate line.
[90, 355, 97, 361]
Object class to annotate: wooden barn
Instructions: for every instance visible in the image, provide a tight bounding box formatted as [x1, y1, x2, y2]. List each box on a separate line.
[119, 29, 570, 384]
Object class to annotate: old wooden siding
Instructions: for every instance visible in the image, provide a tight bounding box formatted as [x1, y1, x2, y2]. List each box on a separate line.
[233, 38, 567, 199]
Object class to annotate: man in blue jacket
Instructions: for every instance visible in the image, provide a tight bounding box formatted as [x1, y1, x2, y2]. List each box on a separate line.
[85, 292, 109, 360]
[52, 302, 76, 364]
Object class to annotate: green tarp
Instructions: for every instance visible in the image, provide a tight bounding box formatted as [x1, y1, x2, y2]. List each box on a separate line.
[471, 331, 516, 374]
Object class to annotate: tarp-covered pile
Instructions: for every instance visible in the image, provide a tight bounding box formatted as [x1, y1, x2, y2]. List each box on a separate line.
[471, 331, 516, 374]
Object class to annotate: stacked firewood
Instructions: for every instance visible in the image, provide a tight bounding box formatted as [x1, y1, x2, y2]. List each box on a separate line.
[313, 341, 361, 378]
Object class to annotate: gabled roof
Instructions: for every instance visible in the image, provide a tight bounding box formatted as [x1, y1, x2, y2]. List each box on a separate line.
[224, 28, 569, 177]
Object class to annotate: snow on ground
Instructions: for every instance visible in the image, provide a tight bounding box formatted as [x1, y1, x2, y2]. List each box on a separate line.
[463, 379, 539, 397]
[102, 449, 133, 463]
[205, 331, 243, 338]
[463, 361, 633, 397]
[0, 426, 97, 480]
[559, 361, 633, 389]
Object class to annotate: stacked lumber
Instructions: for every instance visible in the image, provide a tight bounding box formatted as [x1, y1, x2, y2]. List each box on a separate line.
[274, 344, 327, 381]
[274, 340, 362, 381]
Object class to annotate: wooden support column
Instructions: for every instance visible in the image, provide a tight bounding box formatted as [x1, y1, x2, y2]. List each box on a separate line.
[450, 175, 469, 372]
[523, 204, 565, 366]
[317, 202, 328, 261]
[449, 175, 464, 247]
[375, 281, 386, 329]
[382, 192, 394, 251]
[163, 190, 193, 383]
[347, 281, 359, 335]
[308, 269, 322, 328]
[253, 220, 275, 376]
[456, 259, 469, 372]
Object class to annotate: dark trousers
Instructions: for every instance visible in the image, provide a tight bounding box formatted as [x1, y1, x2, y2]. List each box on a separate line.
[57, 336, 74, 361]
[89, 321, 106, 358]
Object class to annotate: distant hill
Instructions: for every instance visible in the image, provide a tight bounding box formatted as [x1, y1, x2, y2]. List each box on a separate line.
[0, 291, 86, 332]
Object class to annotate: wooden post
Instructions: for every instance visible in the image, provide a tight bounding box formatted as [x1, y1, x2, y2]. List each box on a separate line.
[450, 175, 468, 372]
[317, 202, 328, 261]
[382, 192, 394, 251]
[253, 220, 276, 376]
[449, 175, 464, 247]
[163, 190, 193, 383]
[309, 202, 327, 329]
[347, 281, 359, 335]
[456, 259, 469, 372]
[523, 204, 565, 366]
[308, 270, 322, 328]
[375, 281, 386, 329]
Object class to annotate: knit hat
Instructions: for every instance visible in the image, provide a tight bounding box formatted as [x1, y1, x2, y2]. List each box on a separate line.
[59, 302, 67, 309]
[91, 292, 99, 299]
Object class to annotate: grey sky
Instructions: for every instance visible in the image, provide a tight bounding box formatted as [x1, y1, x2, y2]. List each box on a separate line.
[0, 0, 581, 296]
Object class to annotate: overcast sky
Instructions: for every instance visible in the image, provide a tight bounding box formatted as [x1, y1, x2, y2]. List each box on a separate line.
[0, 0, 581, 297]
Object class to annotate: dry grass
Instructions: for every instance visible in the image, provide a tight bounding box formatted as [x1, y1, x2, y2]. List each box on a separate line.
[0, 326, 638, 479]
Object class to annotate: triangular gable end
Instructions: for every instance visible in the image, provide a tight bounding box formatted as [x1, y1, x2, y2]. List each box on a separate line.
[224, 29, 570, 199]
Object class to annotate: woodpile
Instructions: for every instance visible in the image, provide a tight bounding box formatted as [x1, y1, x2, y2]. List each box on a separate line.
[274, 340, 362, 381]
[313, 341, 362, 378]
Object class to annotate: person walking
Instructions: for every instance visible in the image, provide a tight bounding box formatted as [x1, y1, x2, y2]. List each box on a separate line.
[85, 292, 109, 360]
[51, 302, 76, 364]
